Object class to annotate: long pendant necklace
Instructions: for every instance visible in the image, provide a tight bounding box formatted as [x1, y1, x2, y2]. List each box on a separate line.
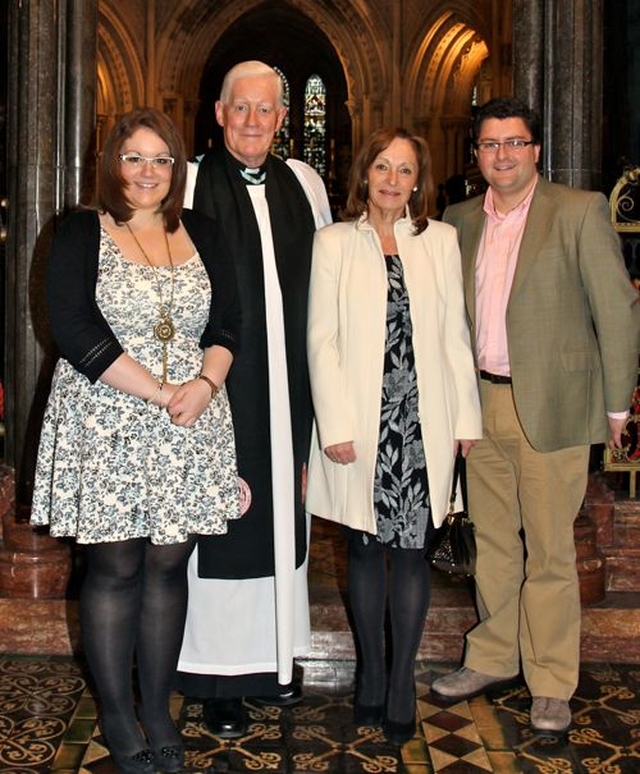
[125, 222, 175, 382]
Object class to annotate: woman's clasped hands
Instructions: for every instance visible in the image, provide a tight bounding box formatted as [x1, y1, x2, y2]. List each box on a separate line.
[152, 378, 215, 427]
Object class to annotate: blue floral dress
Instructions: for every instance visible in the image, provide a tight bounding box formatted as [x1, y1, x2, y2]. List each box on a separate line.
[372, 253, 430, 549]
[31, 228, 240, 545]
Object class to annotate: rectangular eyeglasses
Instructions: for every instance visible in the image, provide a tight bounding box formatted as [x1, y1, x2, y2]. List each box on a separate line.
[475, 139, 534, 153]
[119, 154, 175, 167]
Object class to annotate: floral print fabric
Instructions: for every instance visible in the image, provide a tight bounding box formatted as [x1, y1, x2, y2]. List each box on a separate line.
[372, 253, 430, 549]
[31, 228, 240, 544]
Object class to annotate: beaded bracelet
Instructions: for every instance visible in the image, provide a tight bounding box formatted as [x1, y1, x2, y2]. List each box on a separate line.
[198, 373, 219, 399]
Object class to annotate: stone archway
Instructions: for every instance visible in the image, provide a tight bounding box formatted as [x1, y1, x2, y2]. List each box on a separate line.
[149, 0, 396, 205]
[94, 0, 513, 206]
[187, 5, 348, 156]
[154, 0, 390, 152]
[404, 8, 491, 194]
[97, 4, 145, 121]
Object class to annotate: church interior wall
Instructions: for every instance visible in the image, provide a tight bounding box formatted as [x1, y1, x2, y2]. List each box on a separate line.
[3, 0, 640, 470]
[96, 0, 508, 212]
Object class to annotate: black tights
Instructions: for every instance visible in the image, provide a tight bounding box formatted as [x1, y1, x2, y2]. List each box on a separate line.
[347, 532, 431, 724]
[80, 537, 196, 754]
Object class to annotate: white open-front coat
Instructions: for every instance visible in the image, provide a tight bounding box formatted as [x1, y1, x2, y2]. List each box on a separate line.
[306, 212, 482, 534]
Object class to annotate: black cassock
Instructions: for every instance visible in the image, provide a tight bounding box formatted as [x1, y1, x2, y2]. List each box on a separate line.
[192, 148, 316, 580]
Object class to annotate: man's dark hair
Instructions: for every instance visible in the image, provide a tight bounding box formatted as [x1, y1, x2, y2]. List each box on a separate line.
[471, 97, 541, 145]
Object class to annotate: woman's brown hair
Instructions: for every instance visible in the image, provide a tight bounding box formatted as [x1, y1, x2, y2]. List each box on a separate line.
[342, 127, 434, 234]
[98, 107, 187, 232]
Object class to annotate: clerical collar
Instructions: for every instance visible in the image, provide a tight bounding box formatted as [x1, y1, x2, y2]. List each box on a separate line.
[239, 166, 267, 185]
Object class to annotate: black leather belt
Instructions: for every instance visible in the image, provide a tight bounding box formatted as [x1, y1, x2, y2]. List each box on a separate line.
[479, 370, 512, 385]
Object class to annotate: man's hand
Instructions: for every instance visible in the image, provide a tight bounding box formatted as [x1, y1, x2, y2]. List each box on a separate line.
[607, 415, 629, 450]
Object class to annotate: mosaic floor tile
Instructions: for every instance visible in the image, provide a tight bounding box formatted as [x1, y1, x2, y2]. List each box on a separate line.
[177, 692, 406, 773]
[2, 521, 640, 771]
[0, 656, 640, 771]
[0, 656, 87, 773]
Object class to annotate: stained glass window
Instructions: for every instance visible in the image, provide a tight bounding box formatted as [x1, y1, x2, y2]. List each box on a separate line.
[304, 75, 326, 177]
[272, 66, 290, 159]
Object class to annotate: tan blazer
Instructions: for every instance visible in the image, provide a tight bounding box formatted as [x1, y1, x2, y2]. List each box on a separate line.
[306, 214, 482, 534]
[444, 176, 640, 452]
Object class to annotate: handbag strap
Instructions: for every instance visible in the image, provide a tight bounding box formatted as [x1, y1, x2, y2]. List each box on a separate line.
[449, 450, 468, 513]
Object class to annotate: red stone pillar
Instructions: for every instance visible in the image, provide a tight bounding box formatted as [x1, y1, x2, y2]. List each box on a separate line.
[574, 473, 614, 605]
[0, 467, 72, 598]
[575, 510, 606, 606]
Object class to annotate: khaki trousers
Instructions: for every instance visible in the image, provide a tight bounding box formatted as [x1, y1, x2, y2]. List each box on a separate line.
[464, 379, 589, 699]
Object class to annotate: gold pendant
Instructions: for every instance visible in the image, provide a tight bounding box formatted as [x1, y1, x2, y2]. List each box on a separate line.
[154, 315, 175, 343]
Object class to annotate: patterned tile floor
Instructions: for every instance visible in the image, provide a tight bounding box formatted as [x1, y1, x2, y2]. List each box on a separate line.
[1, 655, 640, 773]
[2, 519, 640, 772]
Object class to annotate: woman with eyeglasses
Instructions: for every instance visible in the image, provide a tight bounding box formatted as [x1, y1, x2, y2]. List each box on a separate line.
[31, 107, 241, 774]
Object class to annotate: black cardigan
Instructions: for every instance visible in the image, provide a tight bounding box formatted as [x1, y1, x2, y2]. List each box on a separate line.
[46, 208, 240, 383]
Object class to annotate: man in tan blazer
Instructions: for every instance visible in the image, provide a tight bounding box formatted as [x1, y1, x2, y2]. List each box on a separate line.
[431, 97, 640, 735]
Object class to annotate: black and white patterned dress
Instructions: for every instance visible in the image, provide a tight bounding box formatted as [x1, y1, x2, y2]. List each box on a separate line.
[31, 228, 240, 545]
[372, 253, 430, 549]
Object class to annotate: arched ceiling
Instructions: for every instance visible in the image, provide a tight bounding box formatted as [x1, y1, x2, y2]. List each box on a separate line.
[97, 1, 493, 133]
[97, 3, 145, 115]
[96, 0, 500, 186]
[156, 0, 388, 111]
[407, 11, 489, 122]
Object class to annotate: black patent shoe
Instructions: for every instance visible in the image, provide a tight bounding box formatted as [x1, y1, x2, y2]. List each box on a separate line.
[203, 697, 248, 739]
[251, 682, 303, 707]
[111, 747, 155, 774]
[382, 716, 417, 746]
[153, 743, 184, 772]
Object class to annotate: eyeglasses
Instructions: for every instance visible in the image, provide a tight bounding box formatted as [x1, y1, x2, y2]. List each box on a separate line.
[119, 154, 175, 168]
[475, 140, 535, 153]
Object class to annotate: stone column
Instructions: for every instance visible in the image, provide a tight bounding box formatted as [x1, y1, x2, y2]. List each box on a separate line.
[543, 0, 604, 188]
[512, 0, 608, 601]
[513, 0, 604, 189]
[5, 0, 59, 504]
[512, 0, 544, 117]
[65, 0, 99, 207]
[3, 0, 97, 598]
[5, 0, 97, 502]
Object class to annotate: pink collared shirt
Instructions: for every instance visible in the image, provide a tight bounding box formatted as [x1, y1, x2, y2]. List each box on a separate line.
[474, 179, 627, 423]
[475, 179, 538, 376]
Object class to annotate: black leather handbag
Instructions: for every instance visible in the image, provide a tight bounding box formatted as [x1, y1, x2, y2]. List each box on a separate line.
[427, 451, 476, 575]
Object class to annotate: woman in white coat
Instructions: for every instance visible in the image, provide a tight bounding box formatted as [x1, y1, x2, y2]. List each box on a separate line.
[306, 127, 482, 745]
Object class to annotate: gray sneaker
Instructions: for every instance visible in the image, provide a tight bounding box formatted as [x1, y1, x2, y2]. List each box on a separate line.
[430, 667, 518, 701]
[530, 697, 571, 734]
